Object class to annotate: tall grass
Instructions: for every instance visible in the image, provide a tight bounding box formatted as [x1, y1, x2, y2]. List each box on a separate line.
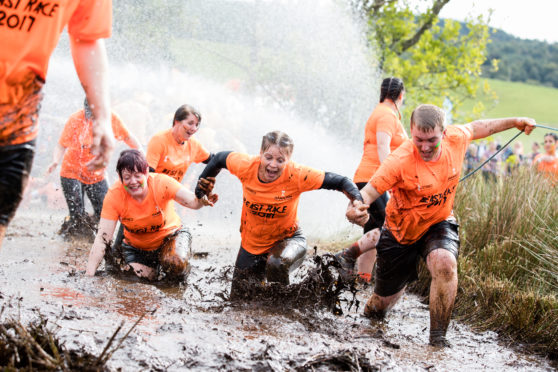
[411, 169, 557, 357]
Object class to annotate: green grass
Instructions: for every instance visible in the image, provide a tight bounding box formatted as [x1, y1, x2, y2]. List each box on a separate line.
[461, 79, 558, 147]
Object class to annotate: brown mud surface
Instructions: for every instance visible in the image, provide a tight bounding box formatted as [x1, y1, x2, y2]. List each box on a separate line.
[0, 210, 554, 371]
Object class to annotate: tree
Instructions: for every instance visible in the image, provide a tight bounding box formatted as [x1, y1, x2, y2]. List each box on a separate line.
[352, 0, 495, 122]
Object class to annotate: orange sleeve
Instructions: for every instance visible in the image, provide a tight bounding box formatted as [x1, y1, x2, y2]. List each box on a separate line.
[58, 117, 76, 148]
[226, 152, 255, 179]
[295, 164, 325, 192]
[190, 139, 211, 163]
[111, 113, 131, 141]
[370, 151, 403, 195]
[375, 113, 397, 137]
[68, 0, 113, 40]
[100, 188, 120, 221]
[146, 135, 164, 170]
[156, 174, 183, 203]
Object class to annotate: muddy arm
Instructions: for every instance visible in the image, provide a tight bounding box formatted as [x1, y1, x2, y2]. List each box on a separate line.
[466, 117, 536, 140]
[174, 187, 218, 209]
[195, 151, 231, 198]
[86, 218, 118, 276]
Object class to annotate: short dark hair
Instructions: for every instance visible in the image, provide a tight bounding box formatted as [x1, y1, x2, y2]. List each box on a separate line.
[380, 77, 405, 103]
[261, 131, 294, 156]
[116, 149, 148, 180]
[410, 104, 446, 132]
[173, 104, 201, 127]
[544, 133, 558, 142]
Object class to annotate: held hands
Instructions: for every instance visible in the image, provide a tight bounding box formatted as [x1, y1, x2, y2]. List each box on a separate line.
[515, 117, 536, 135]
[346, 199, 370, 227]
[198, 193, 219, 207]
[197, 177, 218, 207]
[86, 120, 115, 171]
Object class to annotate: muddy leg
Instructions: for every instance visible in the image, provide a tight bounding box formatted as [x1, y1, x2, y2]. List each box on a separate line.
[355, 228, 380, 280]
[230, 247, 268, 300]
[159, 229, 192, 280]
[364, 287, 405, 319]
[266, 231, 307, 285]
[426, 248, 458, 346]
[129, 262, 157, 281]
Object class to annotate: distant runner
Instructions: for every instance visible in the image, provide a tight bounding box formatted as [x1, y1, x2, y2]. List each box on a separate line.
[195, 131, 362, 297]
[533, 133, 558, 183]
[86, 150, 217, 280]
[46, 99, 141, 240]
[0, 0, 114, 249]
[347, 104, 536, 346]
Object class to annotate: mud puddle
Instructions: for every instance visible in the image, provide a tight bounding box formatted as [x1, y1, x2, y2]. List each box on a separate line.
[0, 210, 554, 371]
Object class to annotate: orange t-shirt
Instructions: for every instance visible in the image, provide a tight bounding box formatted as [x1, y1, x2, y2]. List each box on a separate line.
[101, 173, 182, 251]
[533, 153, 558, 182]
[0, 0, 112, 145]
[226, 152, 325, 255]
[370, 125, 473, 245]
[146, 128, 210, 182]
[59, 110, 132, 184]
[353, 102, 408, 183]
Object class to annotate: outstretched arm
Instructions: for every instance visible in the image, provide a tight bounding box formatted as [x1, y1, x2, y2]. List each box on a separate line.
[345, 182, 382, 227]
[70, 38, 114, 171]
[86, 218, 118, 276]
[195, 151, 232, 198]
[45, 143, 67, 175]
[174, 186, 218, 209]
[466, 117, 536, 140]
[320, 172, 363, 202]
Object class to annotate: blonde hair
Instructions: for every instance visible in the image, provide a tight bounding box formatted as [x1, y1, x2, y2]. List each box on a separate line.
[261, 131, 294, 156]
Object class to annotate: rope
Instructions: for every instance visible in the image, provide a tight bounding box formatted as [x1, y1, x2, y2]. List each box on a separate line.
[459, 131, 523, 182]
[537, 124, 558, 132]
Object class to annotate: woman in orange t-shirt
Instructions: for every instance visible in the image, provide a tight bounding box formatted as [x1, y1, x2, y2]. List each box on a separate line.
[85, 150, 217, 280]
[46, 100, 141, 240]
[533, 133, 558, 183]
[336, 77, 407, 281]
[146, 104, 212, 183]
[195, 131, 362, 297]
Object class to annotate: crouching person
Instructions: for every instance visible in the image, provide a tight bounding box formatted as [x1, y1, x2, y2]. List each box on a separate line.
[85, 149, 217, 280]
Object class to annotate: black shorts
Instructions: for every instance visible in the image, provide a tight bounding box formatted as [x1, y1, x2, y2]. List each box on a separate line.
[0, 141, 36, 225]
[121, 228, 191, 269]
[356, 182, 388, 233]
[374, 219, 460, 297]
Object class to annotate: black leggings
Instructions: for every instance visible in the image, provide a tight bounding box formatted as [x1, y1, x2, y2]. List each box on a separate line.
[0, 141, 35, 226]
[60, 177, 108, 223]
[356, 182, 389, 233]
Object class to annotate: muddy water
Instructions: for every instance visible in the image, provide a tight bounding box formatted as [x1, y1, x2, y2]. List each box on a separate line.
[0, 210, 554, 371]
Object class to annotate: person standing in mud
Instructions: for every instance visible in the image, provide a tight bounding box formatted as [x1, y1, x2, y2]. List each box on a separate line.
[0, 0, 115, 250]
[533, 133, 558, 182]
[146, 104, 213, 182]
[346, 104, 536, 346]
[194, 131, 363, 297]
[86, 150, 218, 280]
[335, 77, 407, 282]
[46, 100, 141, 240]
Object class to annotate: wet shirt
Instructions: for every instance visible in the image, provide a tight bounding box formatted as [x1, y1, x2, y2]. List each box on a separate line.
[227, 152, 325, 255]
[533, 153, 558, 182]
[59, 110, 132, 184]
[146, 128, 210, 182]
[353, 102, 408, 183]
[101, 173, 182, 251]
[0, 0, 112, 145]
[370, 125, 473, 245]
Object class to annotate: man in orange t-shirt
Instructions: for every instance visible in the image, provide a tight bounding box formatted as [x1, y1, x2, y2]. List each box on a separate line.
[195, 131, 362, 298]
[533, 133, 558, 184]
[0, 0, 115, 249]
[46, 100, 141, 240]
[347, 104, 536, 347]
[146, 104, 211, 183]
[85, 150, 218, 281]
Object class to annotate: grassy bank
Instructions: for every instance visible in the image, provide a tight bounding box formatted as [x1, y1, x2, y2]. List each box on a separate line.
[411, 169, 557, 357]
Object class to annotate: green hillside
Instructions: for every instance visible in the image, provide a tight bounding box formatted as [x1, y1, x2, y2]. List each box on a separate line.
[464, 79, 558, 148]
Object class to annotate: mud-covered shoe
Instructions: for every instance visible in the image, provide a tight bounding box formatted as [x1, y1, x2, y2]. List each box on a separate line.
[429, 330, 451, 348]
[334, 250, 357, 281]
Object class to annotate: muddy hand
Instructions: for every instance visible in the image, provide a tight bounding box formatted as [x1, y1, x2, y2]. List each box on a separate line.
[516, 117, 536, 135]
[199, 193, 218, 207]
[198, 177, 216, 195]
[346, 199, 369, 227]
[87, 120, 115, 171]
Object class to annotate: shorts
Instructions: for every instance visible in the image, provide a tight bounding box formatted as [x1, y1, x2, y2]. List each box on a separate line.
[374, 219, 460, 297]
[121, 228, 192, 269]
[356, 182, 388, 233]
[0, 141, 36, 225]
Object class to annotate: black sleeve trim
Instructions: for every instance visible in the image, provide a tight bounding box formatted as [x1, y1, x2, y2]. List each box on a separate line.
[320, 172, 363, 202]
[148, 166, 156, 173]
[202, 153, 214, 164]
[194, 151, 232, 198]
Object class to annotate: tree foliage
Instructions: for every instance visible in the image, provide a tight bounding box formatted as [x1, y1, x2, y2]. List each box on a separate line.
[352, 0, 495, 122]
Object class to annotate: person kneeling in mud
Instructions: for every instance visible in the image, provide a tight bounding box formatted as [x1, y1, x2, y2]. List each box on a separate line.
[85, 149, 218, 280]
[346, 104, 536, 347]
[195, 131, 362, 298]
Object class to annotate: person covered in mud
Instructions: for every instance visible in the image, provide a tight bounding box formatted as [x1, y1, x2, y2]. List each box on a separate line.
[85, 150, 218, 280]
[46, 99, 141, 240]
[0, 0, 114, 250]
[533, 133, 558, 182]
[146, 104, 213, 183]
[335, 77, 407, 282]
[194, 131, 363, 297]
[346, 104, 536, 347]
